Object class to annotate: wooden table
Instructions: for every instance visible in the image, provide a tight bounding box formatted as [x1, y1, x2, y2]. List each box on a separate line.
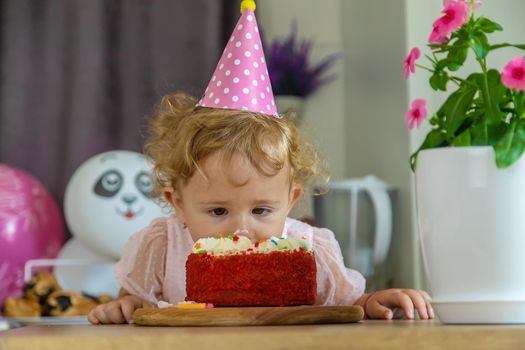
[1, 320, 525, 350]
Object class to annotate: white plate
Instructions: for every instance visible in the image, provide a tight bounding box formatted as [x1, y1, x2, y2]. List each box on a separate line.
[6, 316, 89, 326]
[432, 300, 525, 324]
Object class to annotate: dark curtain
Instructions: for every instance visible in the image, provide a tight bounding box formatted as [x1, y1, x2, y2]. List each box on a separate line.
[0, 0, 237, 205]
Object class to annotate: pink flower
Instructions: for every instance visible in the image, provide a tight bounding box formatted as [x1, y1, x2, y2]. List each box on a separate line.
[403, 47, 421, 80]
[443, 0, 481, 11]
[405, 99, 428, 129]
[428, 1, 469, 44]
[501, 57, 525, 91]
[428, 24, 449, 45]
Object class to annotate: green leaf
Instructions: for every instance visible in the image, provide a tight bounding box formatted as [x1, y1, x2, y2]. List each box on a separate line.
[486, 69, 507, 102]
[447, 38, 469, 71]
[409, 154, 417, 172]
[429, 69, 449, 91]
[513, 92, 525, 117]
[453, 129, 471, 146]
[485, 70, 507, 123]
[438, 85, 477, 138]
[410, 129, 448, 171]
[465, 108, 484, 124]
[487, 122, 508, 146]
[469, 120, 506, 146]
[429, 114, 440, 126]
[494, 119, 525, 168]
[474, 17, 503, 33]
[424, 129, 448, 148]
[470, 121, 488, 145]
[435, 59, 449, 70]
[470, 31, 490, 59]
[467, 70, 505, 124]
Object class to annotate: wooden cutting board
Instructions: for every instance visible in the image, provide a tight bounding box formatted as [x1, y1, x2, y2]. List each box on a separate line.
[133, 305, 364, 327]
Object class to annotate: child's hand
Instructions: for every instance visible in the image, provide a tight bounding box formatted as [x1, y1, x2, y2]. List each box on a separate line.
[87, 295, 151, 324]
[360, 289, 434, 320]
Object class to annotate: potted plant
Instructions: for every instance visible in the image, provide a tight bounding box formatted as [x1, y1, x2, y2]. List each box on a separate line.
[265, 22, 338, 124]
[403, 0, 525, 324]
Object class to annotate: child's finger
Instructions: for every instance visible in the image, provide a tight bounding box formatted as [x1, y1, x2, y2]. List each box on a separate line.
[413, 289, 434, 319]
[426, 300, 435, 319]
[92, 304, 111, 324]
[108, 303, 127, 324]
[402, 289, 429, 319]
[99, 302, 125, 324]
[394, 292, 415, 319]
[365, 298, 394, 320]
[417, 289, 435, 319]
[121, 301, 138, 323]
[87, 307, 101, 325]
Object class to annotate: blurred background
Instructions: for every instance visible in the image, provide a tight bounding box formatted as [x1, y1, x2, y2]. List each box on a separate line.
[1, 0, 525, 298]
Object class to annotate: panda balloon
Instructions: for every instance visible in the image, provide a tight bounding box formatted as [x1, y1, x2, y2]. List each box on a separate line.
[64, 150, 167, 261]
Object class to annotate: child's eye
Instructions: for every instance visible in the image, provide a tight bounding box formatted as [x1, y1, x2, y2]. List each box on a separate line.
[252, 207, 271, 215]
[209, 208, 228, 216]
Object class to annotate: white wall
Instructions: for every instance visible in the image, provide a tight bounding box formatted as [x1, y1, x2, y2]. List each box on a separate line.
[258, 0, 419, 289]
[257, 0, 346, 180]
[341, 0, 418, 289]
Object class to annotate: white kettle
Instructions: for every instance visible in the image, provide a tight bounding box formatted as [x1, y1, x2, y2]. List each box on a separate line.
[314, 175, 394, 278]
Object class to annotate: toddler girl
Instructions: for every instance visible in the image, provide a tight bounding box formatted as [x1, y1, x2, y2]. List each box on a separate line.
[88, 0, 433, 324]
[87, 92, 433, 324]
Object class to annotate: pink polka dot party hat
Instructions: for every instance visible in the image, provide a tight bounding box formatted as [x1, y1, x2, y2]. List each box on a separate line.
[197, 0, 277, 117]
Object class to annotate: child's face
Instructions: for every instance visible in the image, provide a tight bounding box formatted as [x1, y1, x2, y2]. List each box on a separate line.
[165, 152, 302, 242]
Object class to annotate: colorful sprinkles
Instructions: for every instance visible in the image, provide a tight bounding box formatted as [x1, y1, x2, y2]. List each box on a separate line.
[192, 234, 311, 255]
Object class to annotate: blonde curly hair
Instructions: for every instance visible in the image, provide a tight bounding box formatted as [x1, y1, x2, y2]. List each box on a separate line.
[144, 92, 328, 202]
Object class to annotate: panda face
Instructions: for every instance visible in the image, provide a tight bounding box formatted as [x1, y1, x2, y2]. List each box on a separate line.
[88, 153, 157, 221]
[64, 150, 167, 260]
[93, 169, 153, 219]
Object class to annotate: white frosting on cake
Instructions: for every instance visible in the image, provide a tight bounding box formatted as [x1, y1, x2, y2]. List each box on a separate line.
[192, 234, 311, 255]
[194, 235, 253, 254]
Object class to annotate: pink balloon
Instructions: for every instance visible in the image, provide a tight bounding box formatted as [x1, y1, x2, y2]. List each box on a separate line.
[0, 164, 65, 307]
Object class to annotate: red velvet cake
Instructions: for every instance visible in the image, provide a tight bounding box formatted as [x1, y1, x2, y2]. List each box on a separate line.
[185, 235, 317, 306]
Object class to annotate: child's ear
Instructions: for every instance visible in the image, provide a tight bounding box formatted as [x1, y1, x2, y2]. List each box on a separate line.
[287, 184, 303, 211]
[163, 187, 186, 222]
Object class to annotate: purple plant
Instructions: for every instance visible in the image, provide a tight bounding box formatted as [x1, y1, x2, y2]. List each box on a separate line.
[266, 21, 338, 98]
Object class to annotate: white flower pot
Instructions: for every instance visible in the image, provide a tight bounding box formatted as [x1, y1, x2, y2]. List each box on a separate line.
[274, 95, 305, 125]
[415, 146, 525, 324]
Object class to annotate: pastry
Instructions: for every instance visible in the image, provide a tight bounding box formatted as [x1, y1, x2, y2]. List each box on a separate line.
[185, 234, 317, 306]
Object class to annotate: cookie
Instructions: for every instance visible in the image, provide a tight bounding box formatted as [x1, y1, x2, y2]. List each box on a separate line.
[23, 271, 62, 305]
[43, 291, 97, 316]
[2, 297, 42, 317]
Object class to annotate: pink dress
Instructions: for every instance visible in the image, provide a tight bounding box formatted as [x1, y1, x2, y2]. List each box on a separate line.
[114, 215, 365, 306]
